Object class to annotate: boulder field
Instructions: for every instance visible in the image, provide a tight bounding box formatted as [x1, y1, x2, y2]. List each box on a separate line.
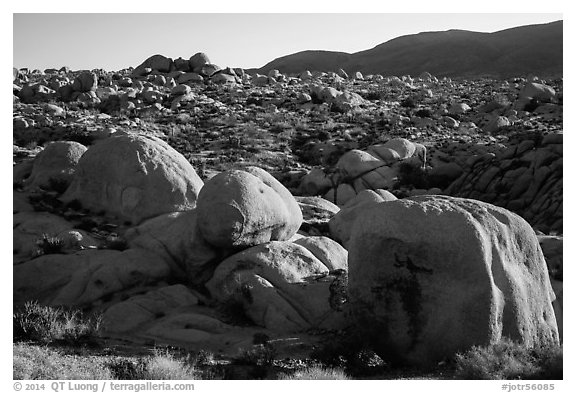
[13, 59, 562, 363]
[13, 131, 560, 363]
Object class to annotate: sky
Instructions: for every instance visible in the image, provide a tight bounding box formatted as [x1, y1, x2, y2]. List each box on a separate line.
[13, 12, 563, 72]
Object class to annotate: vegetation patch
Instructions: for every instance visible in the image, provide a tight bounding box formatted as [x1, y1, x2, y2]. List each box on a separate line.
[13, 302, 102, 346]
[454, 338, 562, 380]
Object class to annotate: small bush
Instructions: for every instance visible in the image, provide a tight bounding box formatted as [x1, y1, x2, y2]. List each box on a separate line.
[279, 365, 350, 380]
[455, 338, 563, 380]
[103, 236, 128, 251]
[35, 234, 65, 256]
[145, 351, 197, 380]
[415, 108, 433, 118]
[400, 97, 417, 108]
[236, 344, 276, 367]
[13, 302, 101, 345]
[397, 162, 429, 189]
[349, 349, 387, 376]
[106, 358, 147, 380]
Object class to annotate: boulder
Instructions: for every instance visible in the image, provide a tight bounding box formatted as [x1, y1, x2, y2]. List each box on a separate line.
[211, 73, 237, 84]
[102, 284, 199, 333]
[206, 238, 348, 332]
[295, 196, 340, 226]
[448, 103, 471, 115]
[337, 69, 349, 79]
[427, 162, 464, 188]
[323, 183, 357, 206]
[198, 64, 221, 77]
[329, 189, 396, 246]
[43, 103, 66, 117]
[519, 82, 556, 102]
[132, 54, 174, 77]
[483, 116, 511, 133]
[189, 53, 210, 73]
[126, 210, 229, 286]
[72, 72, 98, 92]
[61, 133, 204, 225]
[14, 249, 171, 306]
[332, 91, 365, 112]
[298, 168, 333, 196]
[196, 167, 302, 249]
[177, 72, 204, 84]
[348, 195, 559, 366]
[24, 141, 87, 191]
[173, 57, 191, 72]
[171, 84, 192, 96]
[13, 212, 76, 263]
[335, 150, 383, 179]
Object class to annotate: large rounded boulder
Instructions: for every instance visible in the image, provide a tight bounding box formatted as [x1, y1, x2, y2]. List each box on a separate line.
[348, 195, 559, 366]
[132, 54, 174, 77]
[196, 167, 302, 249]
[24, 141, 87, 191]
[61, 133, 204, 225]
[189, 52, 211, 73]
[72, 71, 98, 92]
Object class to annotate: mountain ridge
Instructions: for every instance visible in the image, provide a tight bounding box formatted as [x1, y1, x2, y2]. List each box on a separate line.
[254, 20, 562, 78]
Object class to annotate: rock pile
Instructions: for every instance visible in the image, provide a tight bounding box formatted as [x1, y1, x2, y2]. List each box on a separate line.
[12, 56, 563, 364]
[299, 137, 426, 205]
[446, 132, 562, 233]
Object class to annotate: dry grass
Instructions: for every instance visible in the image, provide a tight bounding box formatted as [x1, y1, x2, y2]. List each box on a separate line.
[145, 350, 198, 380]
[278, 365, 350, 380]
[13, 343, 113, 380]
[13, 301, 101, 344]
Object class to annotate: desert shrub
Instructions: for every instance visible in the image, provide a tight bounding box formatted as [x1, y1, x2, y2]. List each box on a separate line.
[194, 349, 216, 366]
[278, 365, 350, 380]
[310, 333, 387, 377]
[400, 97, 417, 108]
[61, 127, 96, 146]
[415, 108, 433, 118]
[454, 338, 563, 380]
[317, 129, 331, 141]
[348, 349, 387, 376]
[13, 302, 101, 345]
[362, 91, 384, 101]
[216, 296, 253, 326]
[14, 302, 61, 343]
[396, 162, 430, 189]
[103, 236, 129, 251]
[145, 350, 198, 380]
[35, 234, 65, 256]
[107, 351, 197, 380]
[236, 344, 276, 367]
[106, 358, 148, 380]
[14, 343, 113, 380]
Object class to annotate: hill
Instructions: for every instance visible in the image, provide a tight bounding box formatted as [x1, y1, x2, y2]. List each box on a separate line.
[257, 20, 562, 78]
